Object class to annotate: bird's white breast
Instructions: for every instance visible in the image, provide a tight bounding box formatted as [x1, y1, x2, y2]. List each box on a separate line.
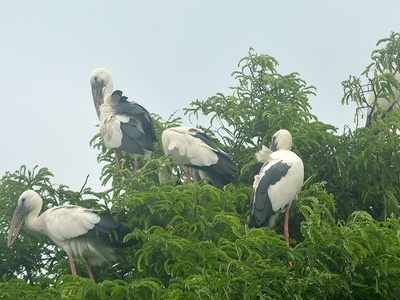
[99, 105, 128, 149]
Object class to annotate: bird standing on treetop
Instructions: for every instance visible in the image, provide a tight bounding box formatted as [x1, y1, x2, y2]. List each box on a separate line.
[250, 129, 304, 245]
[90, 68, 156, 169]
[367, 73, 400, 125]
[161, 126, 238, 188]
[7, 190, 125, 280]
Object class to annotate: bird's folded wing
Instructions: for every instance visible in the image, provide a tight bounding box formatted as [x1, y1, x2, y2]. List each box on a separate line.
[116, 102, 156, 142]
[115, 101, 148, 117]
[43, 206, 101, 240]
[250, 161, 291, 227]
[187, 128, 220, 152]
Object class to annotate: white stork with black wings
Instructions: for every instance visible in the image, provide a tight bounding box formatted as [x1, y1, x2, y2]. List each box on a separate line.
[250, 129, 304, 245]
[90, 68, 156, 159]
[161, 126, 238, 188]
[7, 190, 124, 280]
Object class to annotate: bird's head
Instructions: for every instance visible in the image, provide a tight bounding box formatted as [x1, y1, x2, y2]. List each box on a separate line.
[7, 190, 42, 248]
[270, 129, 292, 151]
[90, 68, 114, 108]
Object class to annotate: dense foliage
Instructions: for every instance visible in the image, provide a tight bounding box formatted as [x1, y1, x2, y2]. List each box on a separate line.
[1, 33, 400, 299]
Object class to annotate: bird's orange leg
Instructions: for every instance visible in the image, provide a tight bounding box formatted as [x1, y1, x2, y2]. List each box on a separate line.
[114, 150, 125, 176]
[83, 258, 95, 281]
[114, 150, 121, 173]
[188, 167, 193, 182]
[114, 149, 120, 164]
[283, 207, 294, 267]
[283, 207, 290, 246]
[68, 254, 78, 276]
[132, 157, 139, 172]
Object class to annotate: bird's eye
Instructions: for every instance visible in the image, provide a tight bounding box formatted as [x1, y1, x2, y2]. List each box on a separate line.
[21, 198, 26, 203]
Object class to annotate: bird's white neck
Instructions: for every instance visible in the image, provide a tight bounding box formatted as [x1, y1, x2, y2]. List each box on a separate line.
[99, 104, 115, 122]
[103, 83, 113, 100]
[96, 82, 114, 109]
[25, 206, 43, 233]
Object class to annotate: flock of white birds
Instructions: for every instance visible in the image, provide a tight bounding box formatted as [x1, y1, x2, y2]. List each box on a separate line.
[10, 67, 353, 281]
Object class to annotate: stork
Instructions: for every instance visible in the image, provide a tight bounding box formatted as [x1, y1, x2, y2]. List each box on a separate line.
[7, 190, 123, 280]
[250, 129, 304, 245]
[367, 73, 400, 124]
[161, 126, 238, 188]
[90, 68, 156, 169]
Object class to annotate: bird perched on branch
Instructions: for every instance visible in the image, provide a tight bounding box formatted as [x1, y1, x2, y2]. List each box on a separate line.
[161, 126, 238, 188]
[366, 73, 400, 126]
[90, 68, 156, 169]
[7, 190, 126, 280]
[250, 129, 304, 245]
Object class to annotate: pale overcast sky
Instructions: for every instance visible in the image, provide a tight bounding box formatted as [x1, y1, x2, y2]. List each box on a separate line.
[0, 1, 398, 190]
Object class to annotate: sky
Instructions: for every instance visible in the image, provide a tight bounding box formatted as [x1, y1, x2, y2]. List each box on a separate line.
[0, 1, 399, 190]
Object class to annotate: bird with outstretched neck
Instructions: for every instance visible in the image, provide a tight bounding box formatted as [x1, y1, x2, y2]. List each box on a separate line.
[7, 190, 129, 281]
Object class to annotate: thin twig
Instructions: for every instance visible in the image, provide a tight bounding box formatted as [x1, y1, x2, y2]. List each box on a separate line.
[79, 174, 90, 195]
[102, 188, 113, 194]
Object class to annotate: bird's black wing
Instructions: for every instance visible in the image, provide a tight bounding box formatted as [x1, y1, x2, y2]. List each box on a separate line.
[188, 128, 238, 187]
[114, 99, 157, 154]
[195, 152, 238, 188]
[188, 128, 222, 150]
[86, 213, 133, 248]
[249, 161, 291, 228]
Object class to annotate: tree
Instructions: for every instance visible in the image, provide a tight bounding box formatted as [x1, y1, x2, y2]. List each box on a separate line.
[342, 32, 400, 127]
[2, 33, 400, 299]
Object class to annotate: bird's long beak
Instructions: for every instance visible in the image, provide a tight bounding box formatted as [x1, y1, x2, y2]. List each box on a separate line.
[91, 84, 104, 117]
[91, 84, 100, 100]
[7, 204, 25, 248]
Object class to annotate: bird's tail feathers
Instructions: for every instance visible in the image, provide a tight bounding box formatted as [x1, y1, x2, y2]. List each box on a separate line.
[88, 214, 136, 248]
[85, 241, 116, 266]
